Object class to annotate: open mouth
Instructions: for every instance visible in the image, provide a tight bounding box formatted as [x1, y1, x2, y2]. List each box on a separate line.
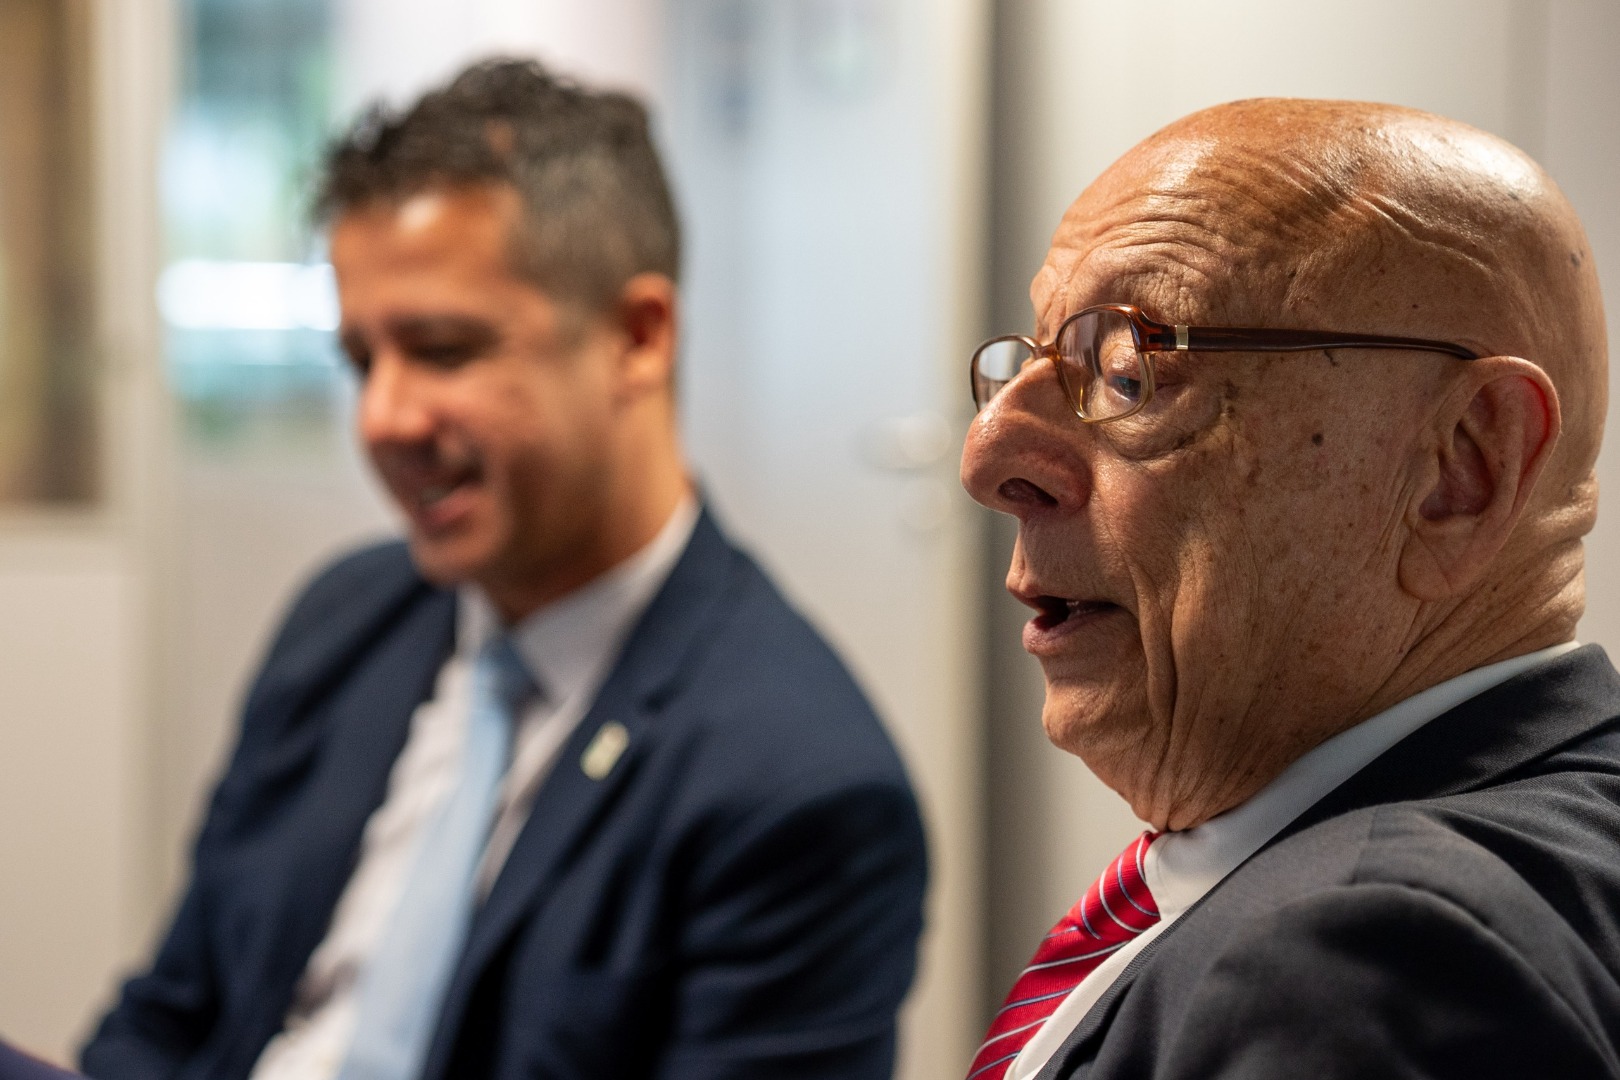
[394, 455, 483, 521]
[1031, 595, 1120, 631]
[418, 471, 477, 510]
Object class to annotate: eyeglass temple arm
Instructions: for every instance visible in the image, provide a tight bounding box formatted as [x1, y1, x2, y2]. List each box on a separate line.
[1171, 325, 1480, 360]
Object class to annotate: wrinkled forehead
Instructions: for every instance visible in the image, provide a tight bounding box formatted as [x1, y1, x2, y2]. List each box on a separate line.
[1031, 135, 1356, 337]
[1029, 103, 1581, 356]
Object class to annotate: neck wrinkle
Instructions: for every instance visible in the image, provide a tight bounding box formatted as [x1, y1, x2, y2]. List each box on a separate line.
[1374, 541, 1583, 720]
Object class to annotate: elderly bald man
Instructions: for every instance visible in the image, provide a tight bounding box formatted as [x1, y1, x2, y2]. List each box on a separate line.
[963, 98, 1619, 1080]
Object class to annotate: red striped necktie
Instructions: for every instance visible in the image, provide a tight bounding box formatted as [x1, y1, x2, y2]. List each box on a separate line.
[967, 830, 1162, 1080]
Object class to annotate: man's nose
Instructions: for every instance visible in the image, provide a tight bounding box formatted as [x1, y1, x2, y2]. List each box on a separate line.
[357, 352, 435, 447]
[959, 359, 1091, 518]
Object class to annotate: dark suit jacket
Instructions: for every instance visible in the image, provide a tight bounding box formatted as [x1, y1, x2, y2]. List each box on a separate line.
[1038, 644, 1620, 1079]
[82, 510, 927, 1080]
[0, 1042, 79, 1080]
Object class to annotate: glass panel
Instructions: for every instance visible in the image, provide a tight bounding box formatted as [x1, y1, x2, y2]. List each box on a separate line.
[159, 0, 396, 906]
[0, 0, 97, 503]
[161, 0, 341, 453]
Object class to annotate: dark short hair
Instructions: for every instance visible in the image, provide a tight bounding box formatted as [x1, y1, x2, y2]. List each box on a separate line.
[316, 57, 680, 310]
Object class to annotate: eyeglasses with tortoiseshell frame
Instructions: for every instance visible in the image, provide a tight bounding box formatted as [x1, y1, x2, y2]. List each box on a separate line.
[971, 303, 1482, 423]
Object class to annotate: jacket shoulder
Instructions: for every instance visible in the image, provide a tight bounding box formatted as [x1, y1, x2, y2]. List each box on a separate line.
[247, 540, 435, 681]
[271, 540, 423, 637]
[640, 536, 924, 899]
[1154, 865, 1620, 1079]
[1211, 780, 1620, 961]
[684, 548, 899, 773]
[1097, 804, 1620, 1079]
[204, 541, 447, 819]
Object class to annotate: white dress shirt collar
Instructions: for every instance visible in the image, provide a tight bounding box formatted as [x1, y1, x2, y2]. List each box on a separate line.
[1010, 640, 1581, 1080]
[1144, 639, 1581, 914]
[458, 494, 701, 711]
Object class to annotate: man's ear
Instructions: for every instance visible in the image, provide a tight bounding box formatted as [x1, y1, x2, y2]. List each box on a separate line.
[1398, 357, 1559, 601]
[612, 272, 678, 400]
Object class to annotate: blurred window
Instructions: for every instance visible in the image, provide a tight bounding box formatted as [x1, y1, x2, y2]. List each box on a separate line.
[161, 0, 343, 449]
[0, 0, 96, 503]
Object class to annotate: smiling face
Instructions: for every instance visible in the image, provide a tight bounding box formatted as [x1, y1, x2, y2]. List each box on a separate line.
[332, 184, 681, 620]
[959, 102, 1574, 829]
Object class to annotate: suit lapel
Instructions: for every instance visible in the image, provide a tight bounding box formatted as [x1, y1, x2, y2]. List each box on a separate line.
[1029, 925, 1173, 1080]
[456, 682, 653, 975]
[1284, 644, 1620, 839]
[1037, 646, 1620, 1079]
[424, 510, 741, 1075]
[239, 584, 457, 1067]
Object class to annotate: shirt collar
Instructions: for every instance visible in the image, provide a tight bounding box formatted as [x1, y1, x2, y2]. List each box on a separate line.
[457, 495, 700, 710]
[1144, 640, 1582, 915]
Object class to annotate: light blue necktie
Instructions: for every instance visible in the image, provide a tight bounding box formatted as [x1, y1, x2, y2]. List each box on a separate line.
[336, 635, 535, 1080]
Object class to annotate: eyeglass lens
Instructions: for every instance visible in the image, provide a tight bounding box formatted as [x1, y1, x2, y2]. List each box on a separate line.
[972, 338, 1032, 408]
[1058, 309, 1146, 420]
[972, 309, 1147, 419]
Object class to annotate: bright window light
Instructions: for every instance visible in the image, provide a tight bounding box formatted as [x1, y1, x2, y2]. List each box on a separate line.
[157, 259, 339, 332]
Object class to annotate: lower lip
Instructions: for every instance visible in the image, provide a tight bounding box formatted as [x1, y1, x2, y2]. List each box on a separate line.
[1022, 603, 1123, 657]
[410, 482, 479, 534]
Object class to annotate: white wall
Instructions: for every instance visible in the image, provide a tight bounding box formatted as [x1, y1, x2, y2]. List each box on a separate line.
[0, 540, 141, 1058]
[982, 0, 1620, 1005]
[334, 0, 665, 114]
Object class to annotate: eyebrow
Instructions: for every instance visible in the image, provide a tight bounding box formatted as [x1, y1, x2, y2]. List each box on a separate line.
[384, 313, 501, 343]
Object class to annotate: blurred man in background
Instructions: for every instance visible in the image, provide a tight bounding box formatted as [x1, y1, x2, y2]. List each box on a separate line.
[84, 59, 926, 1080]
[962, 99, 1619, 1079]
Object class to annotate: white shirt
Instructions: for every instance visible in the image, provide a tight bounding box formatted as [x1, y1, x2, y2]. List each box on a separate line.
[250, 496, 699, 1080]
[1009, 641, 1581, 1080]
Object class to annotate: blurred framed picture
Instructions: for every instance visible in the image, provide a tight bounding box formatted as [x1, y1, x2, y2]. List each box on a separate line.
[0, 0, 97, 504]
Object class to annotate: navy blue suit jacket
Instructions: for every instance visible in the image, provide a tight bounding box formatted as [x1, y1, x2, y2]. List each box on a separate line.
[83, 511, 927, 1080]
[0, 1042, 79, 1080]
[1036, 645, 1620, 1079]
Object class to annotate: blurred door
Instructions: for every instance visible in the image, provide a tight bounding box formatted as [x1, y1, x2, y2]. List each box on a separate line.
[0, 0, 167, 1062]
[664, 2, 989, 1075]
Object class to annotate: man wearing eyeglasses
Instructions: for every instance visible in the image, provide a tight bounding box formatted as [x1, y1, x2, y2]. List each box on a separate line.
[962, 98, 1619, 1079]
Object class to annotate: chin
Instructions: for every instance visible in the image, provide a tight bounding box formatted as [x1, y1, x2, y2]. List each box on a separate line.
[1040, 687, 1108, 756]
[1041, 678, 1154, 771]
[404, 529, 500, 587]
